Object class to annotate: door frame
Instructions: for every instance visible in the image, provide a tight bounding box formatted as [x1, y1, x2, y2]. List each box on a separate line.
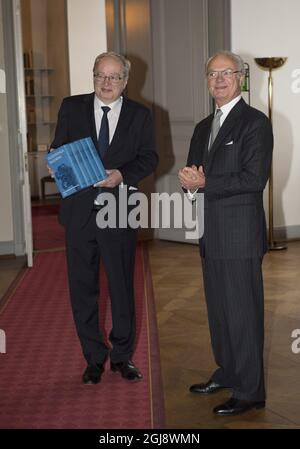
[3, 0, 33, 266]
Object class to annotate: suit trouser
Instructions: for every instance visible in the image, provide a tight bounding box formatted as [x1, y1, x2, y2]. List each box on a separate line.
[65, 210, 137, 367]
[201, 257, 265, 402]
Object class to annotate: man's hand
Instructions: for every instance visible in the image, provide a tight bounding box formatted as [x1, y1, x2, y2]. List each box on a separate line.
[178, 165, 205, 191]
[94, 169, 123, 188]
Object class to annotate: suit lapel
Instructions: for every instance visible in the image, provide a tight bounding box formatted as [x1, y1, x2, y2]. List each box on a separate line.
[202, 115, 214, 169]
[83, 94, 135, 161]
[106, 97, 134, 156]
[84, 93, 98, 147]
[206, 98, 247, 171]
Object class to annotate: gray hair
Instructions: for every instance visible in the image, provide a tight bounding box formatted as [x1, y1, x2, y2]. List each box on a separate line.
[206, 51, 245, 75]
[93, 51, 131, 78]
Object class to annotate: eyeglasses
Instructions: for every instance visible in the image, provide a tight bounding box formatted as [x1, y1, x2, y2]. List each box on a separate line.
[207, 69, 241, 79]
[93, 73, 124, 84]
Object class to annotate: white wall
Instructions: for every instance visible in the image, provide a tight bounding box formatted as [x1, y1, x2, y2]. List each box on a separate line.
[0, 1, 14, 244]
[67, 0, 107, 95]
[231, 0, 300, 236]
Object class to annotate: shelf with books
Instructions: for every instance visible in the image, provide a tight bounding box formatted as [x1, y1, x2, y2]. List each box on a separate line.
[27, 122, 56, 126]
[24, 68, 53, 96]
[26, 95, 55, 98]
[21, 0, 69, 196]
[24, 62, 55, 152]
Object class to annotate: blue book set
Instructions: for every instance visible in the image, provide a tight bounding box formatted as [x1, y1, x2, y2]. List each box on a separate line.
[45, 137, 107, 198]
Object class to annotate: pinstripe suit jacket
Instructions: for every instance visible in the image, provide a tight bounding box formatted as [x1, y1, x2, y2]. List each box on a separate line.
[187, 98, 273, 259]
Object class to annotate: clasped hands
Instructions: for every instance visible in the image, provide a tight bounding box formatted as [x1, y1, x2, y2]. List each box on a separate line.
[178, 165, 205, 191]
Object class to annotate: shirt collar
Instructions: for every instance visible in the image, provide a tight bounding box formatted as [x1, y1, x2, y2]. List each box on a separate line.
[94, 95, 123, 113]
[216, 94, 241, 118]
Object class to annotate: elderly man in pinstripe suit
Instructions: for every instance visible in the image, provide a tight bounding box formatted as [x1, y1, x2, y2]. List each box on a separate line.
[178, 51, 273, 416]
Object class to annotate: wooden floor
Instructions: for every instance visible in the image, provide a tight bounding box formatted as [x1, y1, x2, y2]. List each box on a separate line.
[148, 240, 300, 429]
[1, 239, 300, 428]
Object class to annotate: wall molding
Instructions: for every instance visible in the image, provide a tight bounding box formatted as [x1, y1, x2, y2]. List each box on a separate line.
[274, 225, 300, 242]
[0, 241, 14, 256]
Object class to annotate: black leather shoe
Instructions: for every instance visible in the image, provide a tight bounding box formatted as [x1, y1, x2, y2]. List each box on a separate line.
[82, 363, 104, 385]
[190, 379, 229, 394]
[111, 360, 142, 381]
[213, 397, 265, 416]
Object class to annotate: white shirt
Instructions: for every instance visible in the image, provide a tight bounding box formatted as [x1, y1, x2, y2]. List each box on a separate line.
[94, 95, 123, 143]
[93, 94, 137, 198]
[187, 94, 241, 200]
[217, 94, 241, 126]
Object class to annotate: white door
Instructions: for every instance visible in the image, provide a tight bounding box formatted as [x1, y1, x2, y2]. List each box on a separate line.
[151, 0, 210, 243]
[12, 0, 33, 267]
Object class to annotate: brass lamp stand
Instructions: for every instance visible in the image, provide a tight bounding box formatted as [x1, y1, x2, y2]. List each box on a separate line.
[254, 57, 287, 251]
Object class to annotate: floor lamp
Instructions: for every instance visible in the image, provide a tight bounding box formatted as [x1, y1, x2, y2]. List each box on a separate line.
[254, 57, 287, 251]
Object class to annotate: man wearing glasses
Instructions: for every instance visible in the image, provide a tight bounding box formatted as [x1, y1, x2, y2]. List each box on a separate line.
[179, 51, 273, 415]
[51, 52, 158, 385]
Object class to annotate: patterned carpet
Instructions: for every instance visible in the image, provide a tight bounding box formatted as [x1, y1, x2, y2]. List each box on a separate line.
[32, 204, 64, 251]
[0, 209, 165, 428]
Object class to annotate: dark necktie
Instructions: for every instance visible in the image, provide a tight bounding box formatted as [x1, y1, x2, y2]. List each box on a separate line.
[208, 108, 223, 151]
[98, 106, 110, 159]
[94, 106, 110, 204]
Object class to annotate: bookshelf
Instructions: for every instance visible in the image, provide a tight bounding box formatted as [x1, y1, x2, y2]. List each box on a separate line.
[24, 64, 56, 152]
[20, 0, 70, 198]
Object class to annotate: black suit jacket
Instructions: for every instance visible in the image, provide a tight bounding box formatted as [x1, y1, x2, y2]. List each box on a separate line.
[51, 93, 158, 228]
[187, 98, 273, 259]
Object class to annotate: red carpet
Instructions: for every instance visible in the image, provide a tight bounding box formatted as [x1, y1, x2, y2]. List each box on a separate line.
[31, 204, 60, 216]
[0, 244, 165, 428]
[32, 204, 65, 251]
